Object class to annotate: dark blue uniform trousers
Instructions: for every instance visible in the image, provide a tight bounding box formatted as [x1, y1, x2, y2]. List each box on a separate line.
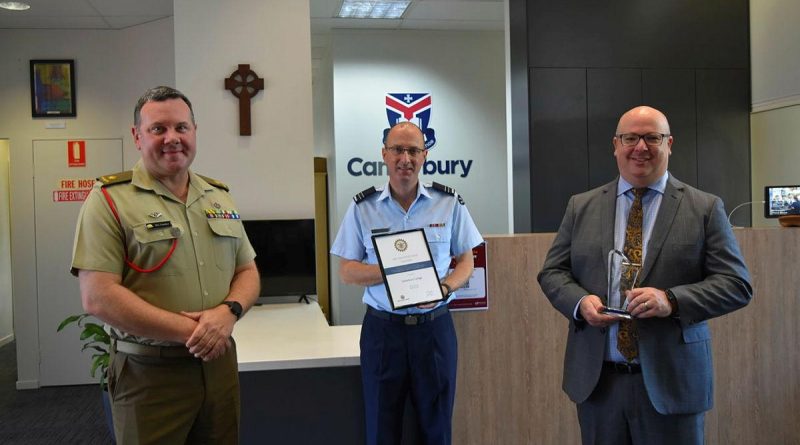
[360, 308, 458, 445]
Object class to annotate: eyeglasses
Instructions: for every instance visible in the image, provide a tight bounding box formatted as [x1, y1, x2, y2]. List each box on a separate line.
[616, 133, 670, 147]
[385, 146, 426, 157]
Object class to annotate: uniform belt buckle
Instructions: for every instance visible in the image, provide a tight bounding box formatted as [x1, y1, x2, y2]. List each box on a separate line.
[404, 315, 418, 326]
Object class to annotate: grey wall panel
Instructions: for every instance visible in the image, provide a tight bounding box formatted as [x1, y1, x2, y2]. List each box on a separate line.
[510, 0, 531, 233]
[696, 69, 751, 222]
[586, 69, 642, 188]
[528, 0, 749, 69]
[642, 69, 698, 187]
[518, 0, 750, 232]
[530, 68, 587, 232]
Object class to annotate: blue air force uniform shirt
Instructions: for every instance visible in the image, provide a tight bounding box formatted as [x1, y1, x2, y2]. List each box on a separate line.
[331, 182, 484, 315]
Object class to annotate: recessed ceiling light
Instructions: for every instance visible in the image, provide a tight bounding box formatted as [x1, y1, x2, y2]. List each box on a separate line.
[337, 1, 410, 19]
[0, 2, 31, 10]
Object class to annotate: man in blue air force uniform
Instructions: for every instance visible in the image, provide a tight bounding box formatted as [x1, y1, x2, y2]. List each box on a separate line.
[331, 122, 483, 445]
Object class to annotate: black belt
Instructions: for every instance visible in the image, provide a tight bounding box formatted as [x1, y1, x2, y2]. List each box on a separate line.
[367, 305, 449, 326]
[113, 339, 195, 359]
[603, 361, 642, 374]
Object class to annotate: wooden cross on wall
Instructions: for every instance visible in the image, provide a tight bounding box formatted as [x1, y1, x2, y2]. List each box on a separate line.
[224, 64, 264, 136]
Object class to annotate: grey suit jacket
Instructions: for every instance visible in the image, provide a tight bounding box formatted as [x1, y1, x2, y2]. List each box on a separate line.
[537, 174, 752, 415]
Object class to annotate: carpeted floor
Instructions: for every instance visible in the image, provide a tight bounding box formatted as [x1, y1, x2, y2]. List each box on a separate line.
[0, 341, 113, 444]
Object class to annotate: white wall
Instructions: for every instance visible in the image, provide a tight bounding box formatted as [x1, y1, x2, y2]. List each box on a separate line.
[329, 29, 507, 324]
[0, 140, 11, 347]
[173, 0, 315, 220]
[751, 0, 800, 111]
[750, 105, 800, 226]
[749, 0, 800, 226]
[0, 18, 175, 388]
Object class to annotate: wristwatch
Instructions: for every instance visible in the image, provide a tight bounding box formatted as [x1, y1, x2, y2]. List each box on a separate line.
[221, 301, 243, 320]
[441, 282, 453, 296]
[666, 289, 679, 318]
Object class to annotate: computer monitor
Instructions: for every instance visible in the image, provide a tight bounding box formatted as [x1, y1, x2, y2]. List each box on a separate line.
[241, 219, 317, 299]
[764, 185, 800, 218]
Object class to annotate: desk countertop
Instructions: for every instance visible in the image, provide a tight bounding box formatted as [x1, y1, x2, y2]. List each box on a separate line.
[233, 302, 361, 372]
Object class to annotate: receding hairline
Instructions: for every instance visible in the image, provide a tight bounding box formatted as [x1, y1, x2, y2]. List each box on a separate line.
[615, 106, 671, 134]
[384, 122, 424, 146]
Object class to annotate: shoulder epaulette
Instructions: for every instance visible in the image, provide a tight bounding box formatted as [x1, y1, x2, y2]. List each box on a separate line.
[431, 181, 465, 205]
[353, 186, 377, 204]
[97, 171, 132, 187]
[198, 174, 230, 191]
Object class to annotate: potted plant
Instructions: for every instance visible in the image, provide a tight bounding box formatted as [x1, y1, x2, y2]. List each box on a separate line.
[57, 313, 115, 441]
[57, 313, 110, 386]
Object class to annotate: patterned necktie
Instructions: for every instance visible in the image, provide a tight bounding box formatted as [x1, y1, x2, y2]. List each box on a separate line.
[617, 188, 646, 362]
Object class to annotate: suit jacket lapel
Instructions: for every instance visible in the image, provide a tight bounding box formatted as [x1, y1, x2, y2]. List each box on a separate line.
[640, 175, 684, 283]
[601, 179, 618, 286]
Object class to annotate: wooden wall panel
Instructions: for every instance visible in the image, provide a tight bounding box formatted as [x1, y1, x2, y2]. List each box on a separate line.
[452, 230, 800, 445]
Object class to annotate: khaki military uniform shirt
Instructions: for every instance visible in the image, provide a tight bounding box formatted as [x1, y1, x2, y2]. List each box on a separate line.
[71, 160, 256, 345]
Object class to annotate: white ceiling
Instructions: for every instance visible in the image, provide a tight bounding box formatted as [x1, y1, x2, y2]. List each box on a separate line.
[0, 0, 504, 31]
[0, 0, 172, 30]
[310, 0, 504, 33]
[0, 0, 504, 76]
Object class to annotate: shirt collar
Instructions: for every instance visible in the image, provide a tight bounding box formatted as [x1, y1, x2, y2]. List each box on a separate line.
[617, 171, 669, 197]
[131, 159, 210, 199]
[377, 181, 430, 202]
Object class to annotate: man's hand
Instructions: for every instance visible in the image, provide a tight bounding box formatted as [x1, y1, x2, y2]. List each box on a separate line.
[625, 287, 671, 318]
[579, 295, 619, 327]
[182, 305, 236, 361]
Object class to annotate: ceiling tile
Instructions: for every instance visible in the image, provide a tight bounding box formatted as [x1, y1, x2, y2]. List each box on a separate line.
[86, 0, 172, 16]
[0, 15, 110, 29]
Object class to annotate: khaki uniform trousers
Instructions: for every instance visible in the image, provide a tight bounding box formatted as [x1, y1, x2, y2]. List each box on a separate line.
[108, 340, 240, 445]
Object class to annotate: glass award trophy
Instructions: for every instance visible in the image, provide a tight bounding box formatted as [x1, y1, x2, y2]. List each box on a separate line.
[601, 249, 641, 320]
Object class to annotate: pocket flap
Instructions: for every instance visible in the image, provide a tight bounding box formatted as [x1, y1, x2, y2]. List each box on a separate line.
[207, 219, 243, 238]
[682, 324, 711, 343]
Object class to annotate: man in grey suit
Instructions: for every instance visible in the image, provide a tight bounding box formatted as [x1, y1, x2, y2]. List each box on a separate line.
[538, 106, 752, 445]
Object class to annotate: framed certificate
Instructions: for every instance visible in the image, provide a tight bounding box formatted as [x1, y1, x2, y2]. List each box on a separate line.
[372, 228, 444, 310]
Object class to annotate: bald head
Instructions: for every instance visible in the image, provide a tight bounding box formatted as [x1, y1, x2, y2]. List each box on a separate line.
[612, 105, 673, 187]
[385, 122, 424, 144]
[616, 106, 670, 135]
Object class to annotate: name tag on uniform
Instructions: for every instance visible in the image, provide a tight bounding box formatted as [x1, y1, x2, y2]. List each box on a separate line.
[371, 227, 390, 234]
[146, 221, 172, 230]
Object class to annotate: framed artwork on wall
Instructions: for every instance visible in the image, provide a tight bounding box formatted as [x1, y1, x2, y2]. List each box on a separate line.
[30, 60, 76, 118]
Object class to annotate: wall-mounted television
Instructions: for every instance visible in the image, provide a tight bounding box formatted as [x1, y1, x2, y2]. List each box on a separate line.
[242, 219, 316, 300]
[764, 185, 800, 218]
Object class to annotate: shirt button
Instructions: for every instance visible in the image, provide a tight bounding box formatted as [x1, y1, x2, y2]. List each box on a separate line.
[204, 291, 209, 296]
[199, 261, 205, 266]
[193, 231, 199, 236]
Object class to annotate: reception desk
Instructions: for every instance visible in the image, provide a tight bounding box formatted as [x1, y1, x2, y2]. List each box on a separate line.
[234, 228, 799, 444]
[233, 303, 363, 444]
[451, 229, 800, 445]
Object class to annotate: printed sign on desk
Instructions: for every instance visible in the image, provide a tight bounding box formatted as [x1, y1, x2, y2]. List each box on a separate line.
[448, 242, 488, 311]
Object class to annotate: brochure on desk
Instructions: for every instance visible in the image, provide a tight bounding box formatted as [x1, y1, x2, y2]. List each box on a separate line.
[447, 242, 488, 311]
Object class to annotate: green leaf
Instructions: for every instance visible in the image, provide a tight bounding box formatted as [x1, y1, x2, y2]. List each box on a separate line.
[56, 314, 85, 332]
[90, 354, 108, 377]
[80, 323, 108, 342]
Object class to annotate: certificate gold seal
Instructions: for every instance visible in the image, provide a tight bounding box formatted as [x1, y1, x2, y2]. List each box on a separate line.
[394, 238, 408, 252]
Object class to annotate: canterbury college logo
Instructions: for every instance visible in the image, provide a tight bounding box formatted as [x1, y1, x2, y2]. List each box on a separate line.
[383, 93, 436, 149]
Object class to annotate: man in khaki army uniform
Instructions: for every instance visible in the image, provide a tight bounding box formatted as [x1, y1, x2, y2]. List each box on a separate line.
[71, 86, 260, 444]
